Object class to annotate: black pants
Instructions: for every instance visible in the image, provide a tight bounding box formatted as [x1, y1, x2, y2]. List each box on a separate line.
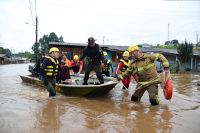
[83, 61, 104, 84]
[102, 71, 110, 77]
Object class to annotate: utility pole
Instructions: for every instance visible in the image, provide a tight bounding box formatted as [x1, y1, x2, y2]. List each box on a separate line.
[35, 0, 38, 62]
[168, 23, 170, 42]
[196, 32, 199, 44]
[103, 36, 105, 45]
[35, 16, 38, 62]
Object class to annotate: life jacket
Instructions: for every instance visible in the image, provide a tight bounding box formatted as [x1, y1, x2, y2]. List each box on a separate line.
[44, 56, 59, 77]
[102, 59, 110, 72]
[119, 59, 130, 72]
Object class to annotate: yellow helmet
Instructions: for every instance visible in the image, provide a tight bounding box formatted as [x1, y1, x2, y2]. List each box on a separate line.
[103, 51, 107, 56]
[123, 51, 129, 57]
[49, 47, 59, 53]
[73, 55, 79, 61]
[128, 44, 139, 52]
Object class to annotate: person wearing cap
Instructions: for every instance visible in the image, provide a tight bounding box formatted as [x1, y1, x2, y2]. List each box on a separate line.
[117, 44, 171, 105]
[115, 51, 132, 89]
[101, 51, 114, 77]
[41, 47, 60, 97]
[70, 55, 83, 75]
[80, 37, 104, 85]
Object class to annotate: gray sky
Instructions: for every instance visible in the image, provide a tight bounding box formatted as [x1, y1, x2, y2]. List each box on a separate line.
[0, 0, 200, 53]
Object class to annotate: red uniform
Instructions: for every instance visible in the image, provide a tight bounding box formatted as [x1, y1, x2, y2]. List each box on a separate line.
[70, 60, 83, 73]
[115, 59, 131, 89]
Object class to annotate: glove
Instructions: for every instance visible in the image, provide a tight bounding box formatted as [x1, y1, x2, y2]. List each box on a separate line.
[43, 78, 48, 86]
[116, 74, 123, 81]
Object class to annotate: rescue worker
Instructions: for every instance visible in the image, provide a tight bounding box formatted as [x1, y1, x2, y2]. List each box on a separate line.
[117, 44, 171, 105]
[70, 55, 83, 75]
[101, 51, 114, 77]
[115, 51, 131, 89]
[80, 37, 104, 85]
[41, 47, 60, 97]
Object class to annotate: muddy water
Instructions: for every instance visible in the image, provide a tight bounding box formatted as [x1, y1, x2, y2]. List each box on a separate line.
[0, 64, 200, 133]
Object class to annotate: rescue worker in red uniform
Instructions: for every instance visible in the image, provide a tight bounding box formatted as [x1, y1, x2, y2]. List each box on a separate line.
[115, 51, 131, 89]
[70, 55, 83, 75]
[101, 51, 114, 77]
[117, 45, 171, 105]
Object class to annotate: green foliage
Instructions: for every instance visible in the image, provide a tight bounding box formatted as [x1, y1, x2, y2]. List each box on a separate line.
[14, 51, 34, 59]
[155, 44, 177, 49]
[177, 41, 193, 68]
[32, 32, 64, 56]
[0, 47, 12, 56]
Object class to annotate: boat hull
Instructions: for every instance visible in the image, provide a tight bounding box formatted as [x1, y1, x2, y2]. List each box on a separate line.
[20, 75, 117, 97]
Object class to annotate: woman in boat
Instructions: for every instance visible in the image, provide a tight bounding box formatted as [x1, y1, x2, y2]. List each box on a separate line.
[115, 51, 131, 89]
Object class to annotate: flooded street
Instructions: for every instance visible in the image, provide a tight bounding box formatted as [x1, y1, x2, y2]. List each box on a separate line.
[0, 64, 200, 133]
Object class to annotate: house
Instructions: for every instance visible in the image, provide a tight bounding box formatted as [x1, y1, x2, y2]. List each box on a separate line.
[0, 54, 10, 64]
[143, 47, 200, 72]
[48, 42, 130, 69]
[48, 42, 200, 72]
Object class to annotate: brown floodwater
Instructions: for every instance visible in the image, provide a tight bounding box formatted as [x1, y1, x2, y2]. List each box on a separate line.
[0, 64, 200, 133]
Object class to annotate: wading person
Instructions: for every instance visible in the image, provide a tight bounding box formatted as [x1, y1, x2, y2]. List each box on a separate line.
[80, 37, 104, 85]
[41, 47, 60, 97]
[101, 51, 114, 77]
[115, 51, 131, 89]
[117, 45, 171, 105]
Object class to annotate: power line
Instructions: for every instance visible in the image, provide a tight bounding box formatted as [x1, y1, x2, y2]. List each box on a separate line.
[35, 0, 37, 16]
[28, 0, 35, 24]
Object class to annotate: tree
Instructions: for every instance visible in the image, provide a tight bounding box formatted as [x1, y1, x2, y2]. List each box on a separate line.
[177, 41, 193, 70]
[32, 32, 64, 56]
[0, 47, 12, 56]
[58, 36, 64, 43]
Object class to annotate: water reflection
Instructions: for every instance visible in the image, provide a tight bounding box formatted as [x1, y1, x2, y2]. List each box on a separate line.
[33, 99, 61, 133]
[1, 64, 200, 132]
[133, 105, 173, 133]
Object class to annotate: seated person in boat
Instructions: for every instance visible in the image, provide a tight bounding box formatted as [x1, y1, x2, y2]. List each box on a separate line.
[58, 55, 77, 84]
[32, 55, 45, 80]
[101, 51, 114, 77]
[63, 54, 71, 67]
[70, 55, 83, 75]
[59, 61, 73, 84]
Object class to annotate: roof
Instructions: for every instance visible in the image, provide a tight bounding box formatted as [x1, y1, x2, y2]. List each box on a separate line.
[49, 42, 129, 51]
[0, 54, 9, 58]
[49, 42, 200, 56]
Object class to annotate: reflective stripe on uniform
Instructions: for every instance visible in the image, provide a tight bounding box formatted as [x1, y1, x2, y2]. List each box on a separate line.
[163, 61, 169, 67]
[137, 63, 155, 72]
[120, 59, 130, 67]
[138, 76, 161, 87]
[44, 56, 59, 77]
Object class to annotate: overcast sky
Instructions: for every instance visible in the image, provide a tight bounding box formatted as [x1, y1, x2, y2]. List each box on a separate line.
[0, 0, 200, 53]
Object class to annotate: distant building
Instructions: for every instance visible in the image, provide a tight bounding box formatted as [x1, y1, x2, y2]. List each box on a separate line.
[49, 42, 200, 72]
[0, 54, 10, 64]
